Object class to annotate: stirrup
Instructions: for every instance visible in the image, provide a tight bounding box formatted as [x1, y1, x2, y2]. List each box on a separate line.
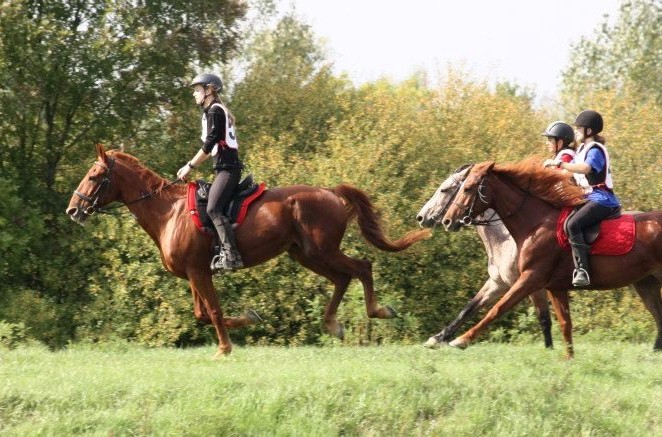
[572, 268, 590, 287]
[210, 252, 243, 272]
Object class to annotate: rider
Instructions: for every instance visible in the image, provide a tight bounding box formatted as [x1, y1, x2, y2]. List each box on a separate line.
[541, 120, 576, 165]
[177, 73, 244, 271]
[544, 110, 621, 287]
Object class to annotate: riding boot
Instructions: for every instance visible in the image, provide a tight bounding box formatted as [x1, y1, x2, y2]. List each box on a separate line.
[569, 233, 591, 287]
[210, 216, 244, 272]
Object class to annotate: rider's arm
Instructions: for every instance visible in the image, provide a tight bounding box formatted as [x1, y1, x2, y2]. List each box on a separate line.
[188, 148, 210, 168]
[561, 148, 605, 175]
[559, 161, 591, 174]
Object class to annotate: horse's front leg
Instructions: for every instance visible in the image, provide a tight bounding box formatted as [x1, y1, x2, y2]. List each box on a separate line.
[424, 277, 506, 348]
[190, 282, 263, 329]
[548, 289, 573, 358]
[187, 271, 234, 357]
[450, 271, 544, 348]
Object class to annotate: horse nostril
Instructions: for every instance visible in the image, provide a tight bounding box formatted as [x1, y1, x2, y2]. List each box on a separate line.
[66, 207, 78, 216]
[416, 215, 423, 223]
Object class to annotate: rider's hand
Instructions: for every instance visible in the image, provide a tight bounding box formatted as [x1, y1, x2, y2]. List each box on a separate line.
[543, 159, 561, 168]
[177, 162, 194, 180]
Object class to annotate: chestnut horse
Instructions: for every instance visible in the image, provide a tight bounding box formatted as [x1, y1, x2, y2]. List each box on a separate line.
[441, 158, 662, 357]
[416, 165, 554, 349]
[66, 145, 430, 357]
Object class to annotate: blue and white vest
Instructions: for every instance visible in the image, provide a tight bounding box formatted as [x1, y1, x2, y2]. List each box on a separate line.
[572, 141, 613, 193]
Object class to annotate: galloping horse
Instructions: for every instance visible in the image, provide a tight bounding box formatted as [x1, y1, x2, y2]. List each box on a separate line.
[416, 165, 555, 349]
[66, 145, 430, 357]
[440, 158, 662, 357]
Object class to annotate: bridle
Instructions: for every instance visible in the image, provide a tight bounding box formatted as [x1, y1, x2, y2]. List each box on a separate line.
[73, 157, 181, 216]
[427, 164, 474, 225]
[74, 158, 116, 215]
[455, 172, 531, 227]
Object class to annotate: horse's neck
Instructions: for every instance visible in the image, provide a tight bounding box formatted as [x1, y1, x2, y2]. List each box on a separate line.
[118, 168, 180, 245]
[489, 175, 553, 246]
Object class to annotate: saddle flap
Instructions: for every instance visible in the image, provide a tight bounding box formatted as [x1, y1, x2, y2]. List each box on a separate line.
[557, 207, 635, 255]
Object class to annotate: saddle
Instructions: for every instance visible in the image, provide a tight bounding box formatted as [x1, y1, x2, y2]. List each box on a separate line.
[557, 207, 635, 255]
[187, 174, 266, 235]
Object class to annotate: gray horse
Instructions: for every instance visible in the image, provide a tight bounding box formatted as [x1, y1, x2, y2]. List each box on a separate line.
[416, 165, 555, 348]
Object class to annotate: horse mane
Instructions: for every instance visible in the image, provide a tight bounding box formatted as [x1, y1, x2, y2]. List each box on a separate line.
[493, 157, 586, 208]
[107, 150, 181, 200]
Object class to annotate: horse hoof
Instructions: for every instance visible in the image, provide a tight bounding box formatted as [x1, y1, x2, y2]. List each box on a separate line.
[385, 305, 398, 318]
[449, 338, 468, 349]
[423, 337, 441, 349]
[335, 324, 345, 341]
[213, 349, 232, 360]
[245, 309, 264, 323]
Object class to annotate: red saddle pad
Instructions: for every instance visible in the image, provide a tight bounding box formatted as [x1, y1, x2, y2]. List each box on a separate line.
[556, 207, 635, 256]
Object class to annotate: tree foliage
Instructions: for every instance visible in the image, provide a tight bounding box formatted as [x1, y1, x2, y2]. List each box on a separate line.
[1, 2, 661, 348]
[562, 0, 662, 105]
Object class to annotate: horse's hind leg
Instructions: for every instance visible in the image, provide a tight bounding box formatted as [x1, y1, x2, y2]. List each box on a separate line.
[320, 251, 396, 320]
[632, 275, 662, 351]
[288, 246, 351, 339]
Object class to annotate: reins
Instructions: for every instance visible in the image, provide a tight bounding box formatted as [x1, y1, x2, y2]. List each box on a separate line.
[97, 179, 183, 216]
[74, 156, 183, 216]
[462, 173, 532, 227]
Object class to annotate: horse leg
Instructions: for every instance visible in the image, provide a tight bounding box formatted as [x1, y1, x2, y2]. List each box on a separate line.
[424, 278, 507, 348]
[186, 271, 232, 357]
[190, 284, 212, 325]
[190, 280, 263, 329]
[449, 272, 541, 348]
[288, 246, 351, 339]
[632, 276, 662, 351]
[548, 289, 573, 358]
[528, 289, 553, 349]
[321, 251, 396, 320]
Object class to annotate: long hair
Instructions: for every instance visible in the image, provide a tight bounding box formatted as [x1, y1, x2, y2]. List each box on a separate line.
[210, 90, 236, 126]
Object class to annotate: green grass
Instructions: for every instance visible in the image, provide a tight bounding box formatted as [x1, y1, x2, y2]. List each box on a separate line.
[2, 341, 662, 436]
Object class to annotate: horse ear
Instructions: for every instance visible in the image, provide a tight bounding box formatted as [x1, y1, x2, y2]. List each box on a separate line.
[96, 143, 108, 163]
[474, 161, 496, 176]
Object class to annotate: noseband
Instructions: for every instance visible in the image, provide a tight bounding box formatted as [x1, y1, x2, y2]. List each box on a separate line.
[456, 173, 531, 226]
[428, 164, 474, 224]
[459, 176, 492, 225]
[74, 158, 115, 215]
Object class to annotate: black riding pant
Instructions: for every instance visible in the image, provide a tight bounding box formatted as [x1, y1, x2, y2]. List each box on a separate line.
[207, 168, 241, 221]
[566, 200, 620, 244]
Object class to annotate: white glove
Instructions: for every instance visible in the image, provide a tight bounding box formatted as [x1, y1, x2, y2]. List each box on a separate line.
[543, 159, 561, 168]
[177, 162, 194, 180]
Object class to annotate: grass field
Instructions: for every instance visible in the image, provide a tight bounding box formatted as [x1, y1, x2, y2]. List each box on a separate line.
[2, 340, 662, 436]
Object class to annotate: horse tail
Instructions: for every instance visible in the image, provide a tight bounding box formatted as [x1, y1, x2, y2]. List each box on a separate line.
[332, 184, 431, 252]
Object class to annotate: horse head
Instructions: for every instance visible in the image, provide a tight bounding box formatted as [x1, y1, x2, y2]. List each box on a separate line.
[417, 164, 473, 228]
[66, 144, 121, 225]
[441, 161, 495, 231]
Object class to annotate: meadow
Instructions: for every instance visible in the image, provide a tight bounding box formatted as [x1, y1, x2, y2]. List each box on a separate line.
[2, 340, 662, 436]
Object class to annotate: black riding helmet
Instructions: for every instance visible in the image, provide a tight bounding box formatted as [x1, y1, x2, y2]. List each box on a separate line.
[190, 73, 223, 93]
[574, 110, 603, 135]
[541, 121, 575, 146]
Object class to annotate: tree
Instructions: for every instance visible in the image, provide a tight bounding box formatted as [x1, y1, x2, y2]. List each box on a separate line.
[562, 0, 662, 105]
[0, 0, 248, 346]
[231, 15, 350, 157]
